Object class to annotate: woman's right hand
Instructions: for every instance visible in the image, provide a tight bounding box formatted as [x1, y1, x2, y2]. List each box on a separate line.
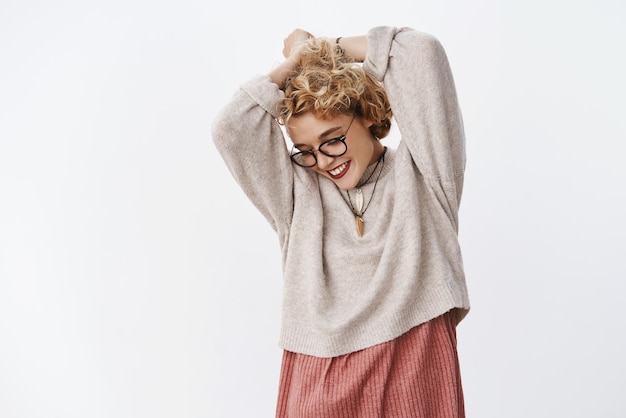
[269, 29, 314, 88]
[282, 29, 314, 59]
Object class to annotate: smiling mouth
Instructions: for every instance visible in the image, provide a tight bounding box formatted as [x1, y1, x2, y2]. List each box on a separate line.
[328, 161, 350, 179]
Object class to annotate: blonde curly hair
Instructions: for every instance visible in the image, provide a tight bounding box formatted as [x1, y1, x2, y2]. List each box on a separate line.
[279, 38, 392, 140]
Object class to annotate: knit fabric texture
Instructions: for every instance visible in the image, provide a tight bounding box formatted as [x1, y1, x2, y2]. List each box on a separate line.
[211, 26, 470, 358]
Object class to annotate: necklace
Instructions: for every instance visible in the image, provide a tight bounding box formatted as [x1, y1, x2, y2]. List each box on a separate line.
[341, 147, 387, 237]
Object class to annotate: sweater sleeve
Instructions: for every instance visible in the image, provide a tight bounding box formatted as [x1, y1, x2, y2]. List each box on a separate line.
[211, 75, 294, 233]
[364, 26, 466, 207]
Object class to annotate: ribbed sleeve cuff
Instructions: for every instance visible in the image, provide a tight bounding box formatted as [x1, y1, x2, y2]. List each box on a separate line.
[363, 26, 397, 82]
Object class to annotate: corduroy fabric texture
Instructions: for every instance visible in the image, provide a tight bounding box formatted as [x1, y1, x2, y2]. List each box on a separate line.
[276, 310, 464, 418]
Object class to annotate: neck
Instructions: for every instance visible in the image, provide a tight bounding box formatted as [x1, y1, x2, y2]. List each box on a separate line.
[357, 146, 387, 188]
[368, 141, 386, 165]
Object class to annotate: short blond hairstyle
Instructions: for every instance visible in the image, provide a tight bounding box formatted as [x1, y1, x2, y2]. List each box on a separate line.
[279, 38, 392, 140]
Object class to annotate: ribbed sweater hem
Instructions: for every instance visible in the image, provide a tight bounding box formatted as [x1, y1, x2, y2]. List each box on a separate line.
[278, 282, 469, 358]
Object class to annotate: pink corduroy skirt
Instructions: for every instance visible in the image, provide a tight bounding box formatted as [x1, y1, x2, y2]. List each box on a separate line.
[275, 310, 464, 418]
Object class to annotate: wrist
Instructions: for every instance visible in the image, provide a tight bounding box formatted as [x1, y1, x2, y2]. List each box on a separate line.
[335, 36, 367, 62]
[268, 56, 296, 89]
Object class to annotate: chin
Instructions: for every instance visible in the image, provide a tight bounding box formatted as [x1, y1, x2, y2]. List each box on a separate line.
[318, 160, 363, 190]
[328, 174, 359, 191]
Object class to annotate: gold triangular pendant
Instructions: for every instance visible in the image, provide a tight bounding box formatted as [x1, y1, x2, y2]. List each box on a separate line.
[355, 216, 364, 237]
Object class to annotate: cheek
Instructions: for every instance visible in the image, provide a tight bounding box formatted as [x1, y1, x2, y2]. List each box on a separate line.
[347, 138, 371, 157]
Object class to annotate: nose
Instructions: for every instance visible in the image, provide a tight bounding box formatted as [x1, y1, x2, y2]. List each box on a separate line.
[315, 153, 336, 170]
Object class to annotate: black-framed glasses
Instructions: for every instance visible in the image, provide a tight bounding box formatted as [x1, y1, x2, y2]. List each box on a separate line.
[289, 114, 356, 168]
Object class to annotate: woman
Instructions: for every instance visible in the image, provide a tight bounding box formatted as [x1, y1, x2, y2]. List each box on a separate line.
[212, 26, 470, 417]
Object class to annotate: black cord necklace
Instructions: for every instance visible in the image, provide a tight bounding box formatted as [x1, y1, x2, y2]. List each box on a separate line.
[342, 147, 387, 237]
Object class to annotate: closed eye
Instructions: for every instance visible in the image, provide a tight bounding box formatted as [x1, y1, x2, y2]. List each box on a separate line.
[322, 136, 344, 146]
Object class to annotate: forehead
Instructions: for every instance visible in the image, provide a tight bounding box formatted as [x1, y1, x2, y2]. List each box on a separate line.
[286, 112, 350, 145]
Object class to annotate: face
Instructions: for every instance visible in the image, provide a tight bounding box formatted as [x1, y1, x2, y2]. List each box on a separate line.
[287, 112, 385, 190]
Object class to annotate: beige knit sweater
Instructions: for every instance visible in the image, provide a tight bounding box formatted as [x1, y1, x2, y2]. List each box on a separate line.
[212, 26, 470, 358]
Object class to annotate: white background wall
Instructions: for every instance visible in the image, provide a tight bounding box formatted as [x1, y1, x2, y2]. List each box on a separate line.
[1, 0, 625, 417]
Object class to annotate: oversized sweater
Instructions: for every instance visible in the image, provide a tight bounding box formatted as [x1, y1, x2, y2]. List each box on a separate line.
[211, 26, 470, 358]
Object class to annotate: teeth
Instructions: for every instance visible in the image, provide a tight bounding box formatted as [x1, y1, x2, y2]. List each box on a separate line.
[329, 162, 348, 176]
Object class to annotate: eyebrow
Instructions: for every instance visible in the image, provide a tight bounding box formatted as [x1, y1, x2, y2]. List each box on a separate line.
[293, 125, 342, 148]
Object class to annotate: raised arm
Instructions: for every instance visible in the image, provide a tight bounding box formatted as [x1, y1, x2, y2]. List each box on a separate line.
[211, 45, 297, 233]
[364, 27, 466, 203]
[213, 29, 365, 234]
